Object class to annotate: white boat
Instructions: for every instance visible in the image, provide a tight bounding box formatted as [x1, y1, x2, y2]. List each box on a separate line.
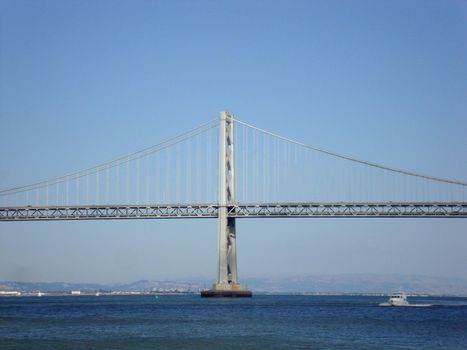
[379, 292, 432, 307]
[388, 292, 409, 306]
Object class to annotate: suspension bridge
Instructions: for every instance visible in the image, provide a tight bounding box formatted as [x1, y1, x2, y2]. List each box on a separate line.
[1, 112, 466, 296]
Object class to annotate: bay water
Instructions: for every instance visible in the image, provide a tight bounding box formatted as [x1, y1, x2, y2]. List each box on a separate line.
[1, 295, 466, 349]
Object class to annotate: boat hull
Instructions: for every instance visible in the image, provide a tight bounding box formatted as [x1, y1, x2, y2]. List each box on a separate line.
[379, 302, 432, 307]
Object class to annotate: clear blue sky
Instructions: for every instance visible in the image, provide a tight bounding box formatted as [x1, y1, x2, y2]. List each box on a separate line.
[0, 0, 466, 283]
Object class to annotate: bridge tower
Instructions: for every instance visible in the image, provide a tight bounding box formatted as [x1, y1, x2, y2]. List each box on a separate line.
[201, 112, 252, 297]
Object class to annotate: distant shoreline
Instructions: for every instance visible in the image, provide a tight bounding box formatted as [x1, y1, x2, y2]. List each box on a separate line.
[2, 292, 466, 298]
[2, 274, 467, 297]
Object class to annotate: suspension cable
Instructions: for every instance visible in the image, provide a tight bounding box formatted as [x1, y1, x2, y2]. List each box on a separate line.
[234, 118, 467, 187]
[0, 119, 218, 196]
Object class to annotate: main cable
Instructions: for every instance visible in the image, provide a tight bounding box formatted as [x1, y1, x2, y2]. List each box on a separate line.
[234, 118, 467, 187]
[0, 119, 219, 196]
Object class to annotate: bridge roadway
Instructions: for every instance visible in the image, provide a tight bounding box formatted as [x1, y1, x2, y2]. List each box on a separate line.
[1, 202, 466, 221]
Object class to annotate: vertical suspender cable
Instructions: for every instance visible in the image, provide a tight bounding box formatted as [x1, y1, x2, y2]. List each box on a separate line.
[66, 176, 69, 206]
[263, 134, 266, 202]
[76, 176, 79, 205]
[146, 156, 150, 204]
[243, 125, 247, 203]
[126, 158, 130, 203]
[165, 148, 169, 203]
[136, 156, 140, 204]
[106, 164, 110, 204]
[116, 160, 120, 204]
[246, 125, 249, 203]
[95, 173, 98, 205]
[206, 128, 210, 203]
[154, 154, 158, 203]
[196, 134, 200, 203]
[187, 139, 192, 203]
[175, 143, 179, 203]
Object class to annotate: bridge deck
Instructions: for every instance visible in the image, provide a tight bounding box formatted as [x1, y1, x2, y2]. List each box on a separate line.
[0, 202, 466, 221]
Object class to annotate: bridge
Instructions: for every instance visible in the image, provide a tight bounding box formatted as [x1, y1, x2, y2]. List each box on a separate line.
[1, 112, 466, 296]
[1, 202, 466, 221]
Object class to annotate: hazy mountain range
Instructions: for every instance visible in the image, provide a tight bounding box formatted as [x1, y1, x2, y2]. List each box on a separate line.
[1, 274, 467, 296]
[242, 274, 467, 295]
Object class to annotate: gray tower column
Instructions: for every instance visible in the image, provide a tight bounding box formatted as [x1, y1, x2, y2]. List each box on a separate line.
[217, 111, 237, 286]
[201, 112, 251, 297]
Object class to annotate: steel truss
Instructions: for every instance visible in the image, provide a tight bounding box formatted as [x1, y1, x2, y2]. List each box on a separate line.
[0, 204, 218, 221]
[0, 202, 466, 221]
[229, 202, 467, 218]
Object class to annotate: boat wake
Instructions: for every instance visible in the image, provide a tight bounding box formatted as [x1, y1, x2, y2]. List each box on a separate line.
[379, 292, 432, 307]
[379, 302, 432, 307]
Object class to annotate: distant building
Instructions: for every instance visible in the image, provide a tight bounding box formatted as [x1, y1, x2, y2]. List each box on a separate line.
[71, 291, 81, 295]
[0, 291, 21, 296]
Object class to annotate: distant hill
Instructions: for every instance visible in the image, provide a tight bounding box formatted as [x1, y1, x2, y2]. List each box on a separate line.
[242, 274, 467, 296]
[1, 274, 467, 296]
[0, 281, 110, 293]
[0, 280, 201, 293]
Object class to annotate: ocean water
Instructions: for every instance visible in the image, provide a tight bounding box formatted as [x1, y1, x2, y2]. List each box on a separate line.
[0, 295, 466, 349]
